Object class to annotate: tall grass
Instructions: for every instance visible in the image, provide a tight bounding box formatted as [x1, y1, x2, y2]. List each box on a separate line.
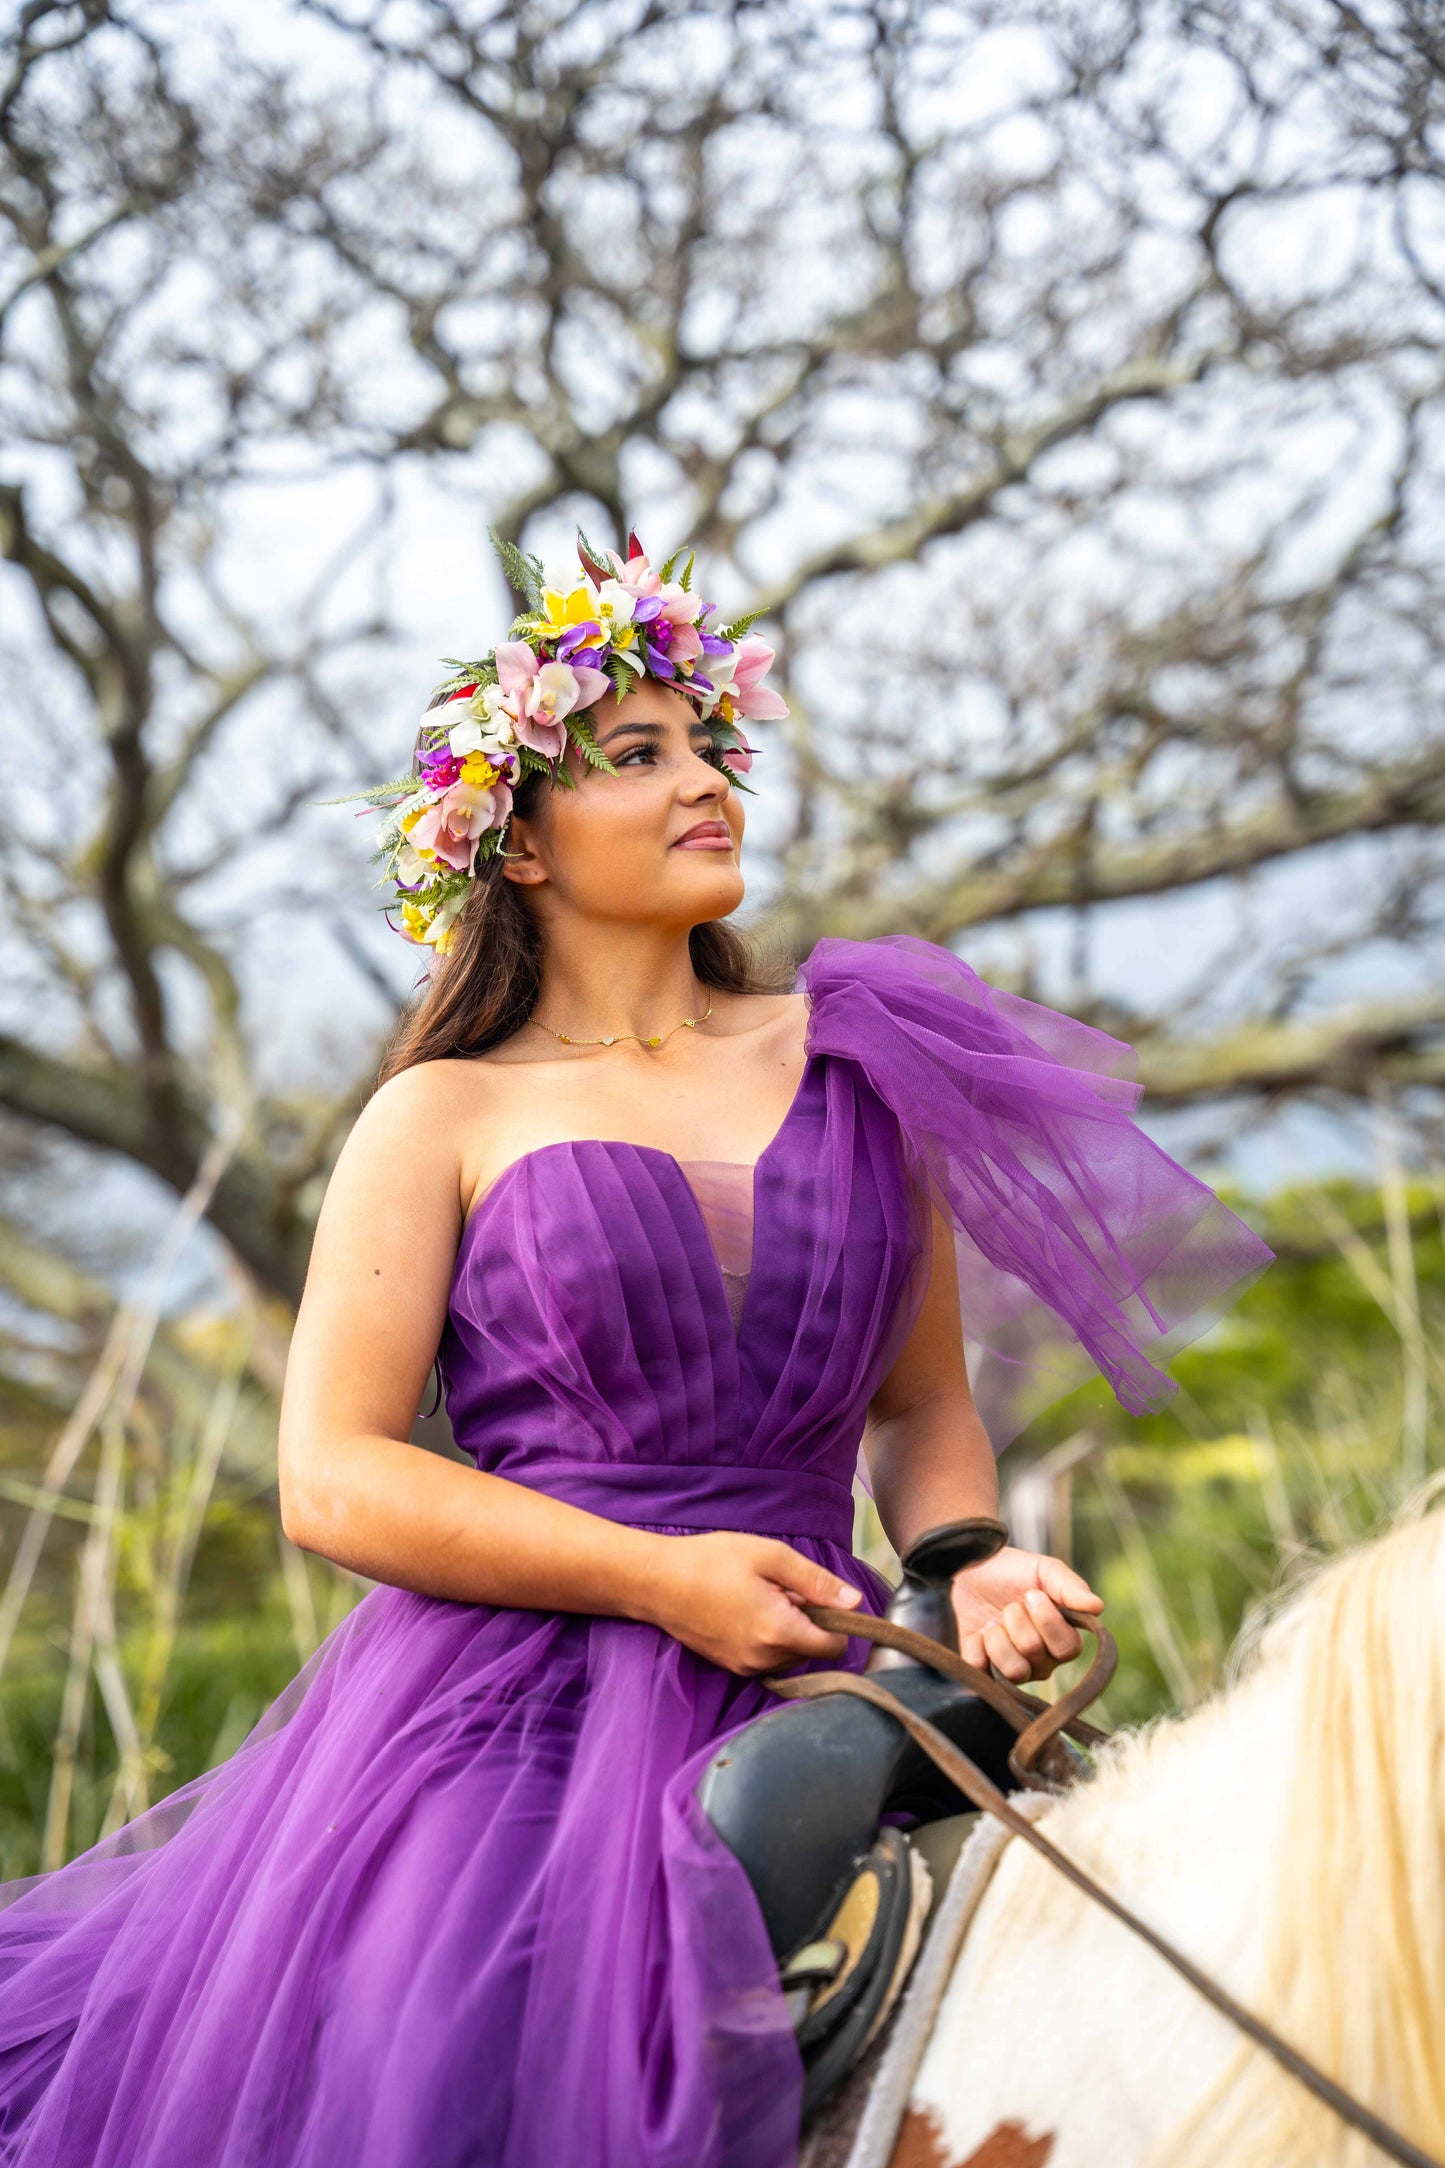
[999, 1124, 1445, 1727]
[0, 1138, 363, 1876]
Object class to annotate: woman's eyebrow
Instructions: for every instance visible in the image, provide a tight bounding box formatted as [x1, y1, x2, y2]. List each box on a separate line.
[593, 717, 716, 751]
[595, 719, 664, 748]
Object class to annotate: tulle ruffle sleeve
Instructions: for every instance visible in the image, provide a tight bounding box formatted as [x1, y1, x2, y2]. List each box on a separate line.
[799, 935, 1274, 1454]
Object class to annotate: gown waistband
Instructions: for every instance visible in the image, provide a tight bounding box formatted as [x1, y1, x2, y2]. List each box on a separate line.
[480, 1458, 857, 1546]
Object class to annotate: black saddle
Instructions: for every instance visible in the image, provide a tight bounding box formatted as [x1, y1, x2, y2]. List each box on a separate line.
[695, 1517, 1020, 2118]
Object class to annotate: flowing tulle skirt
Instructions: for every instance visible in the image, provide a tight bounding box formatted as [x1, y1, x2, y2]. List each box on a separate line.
[0, 1530, 888, 2168]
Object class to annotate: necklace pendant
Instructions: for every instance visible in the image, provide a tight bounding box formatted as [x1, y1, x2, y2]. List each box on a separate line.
[647, 1035, 662, 1048]
[601, 1036, 616, 1046]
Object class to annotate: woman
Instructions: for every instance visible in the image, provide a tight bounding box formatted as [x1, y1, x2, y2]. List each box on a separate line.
[0, 536, 1272, 2166]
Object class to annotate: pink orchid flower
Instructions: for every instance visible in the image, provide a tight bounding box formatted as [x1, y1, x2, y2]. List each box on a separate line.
[606, 548, 662, 600]
[494, 641, 610, 759]
[655, 583, 702, 627]
[666, 621, 704, 672]
[409, 777, 512, 871]
[605, 548, 701, 624]
[728, 636, 789, 720]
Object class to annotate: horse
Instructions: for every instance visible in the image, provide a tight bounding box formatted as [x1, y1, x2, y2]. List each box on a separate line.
[881, 1505, 1445, 2168]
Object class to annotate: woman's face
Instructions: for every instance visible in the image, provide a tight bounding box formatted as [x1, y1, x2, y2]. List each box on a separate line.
[502, 681, 746, 930]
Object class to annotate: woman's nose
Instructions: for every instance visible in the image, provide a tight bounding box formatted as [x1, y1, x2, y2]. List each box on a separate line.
[681, 752, 728, 801]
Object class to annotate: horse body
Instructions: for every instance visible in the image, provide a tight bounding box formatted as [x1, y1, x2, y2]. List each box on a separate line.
[894, 1513, 1445, 2168]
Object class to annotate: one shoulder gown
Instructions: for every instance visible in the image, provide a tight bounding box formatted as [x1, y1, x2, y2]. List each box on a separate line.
[0, 937, 1273, 2167]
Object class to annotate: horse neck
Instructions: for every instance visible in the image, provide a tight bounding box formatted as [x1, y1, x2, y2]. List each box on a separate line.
[1039, 1639, 1299, 1916]
[1039, 1653, 1297, 1984]
[907, 1660, 1300, 2168]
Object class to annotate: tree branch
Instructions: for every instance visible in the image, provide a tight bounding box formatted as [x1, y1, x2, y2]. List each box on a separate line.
[0, 1039, 309, 1302]
[1135, 992, 1445, 1104]
[775, 744, 1445, 949]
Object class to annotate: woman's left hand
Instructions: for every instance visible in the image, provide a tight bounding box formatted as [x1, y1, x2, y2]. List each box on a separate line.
[950, 1546, 1103, 1684]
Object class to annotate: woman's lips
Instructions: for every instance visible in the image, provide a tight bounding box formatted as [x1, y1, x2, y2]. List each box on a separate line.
[672, 821, 734, 849]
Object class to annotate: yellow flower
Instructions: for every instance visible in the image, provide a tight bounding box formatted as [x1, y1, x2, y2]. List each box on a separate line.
[401, 812, 439, 867]
[422, 889, 468, 953]
[458, 752, 499, 789]
[541, 584, 596, 639]
[400, 899, 433, 943]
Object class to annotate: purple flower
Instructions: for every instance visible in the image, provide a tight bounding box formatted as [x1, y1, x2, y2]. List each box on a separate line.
[699, 632, 732, 655]
[644, 640, 676, 676]
[631, 594, 665, 624]
[556, 620, 602, 660]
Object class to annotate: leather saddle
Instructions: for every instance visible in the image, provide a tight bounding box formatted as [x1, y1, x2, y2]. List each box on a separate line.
[695, 1518, 1020, 2119]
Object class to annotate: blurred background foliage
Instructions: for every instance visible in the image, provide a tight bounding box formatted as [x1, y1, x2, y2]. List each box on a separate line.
[2, 0, 1445, 1863]
[860, 1156, 1445, 1729]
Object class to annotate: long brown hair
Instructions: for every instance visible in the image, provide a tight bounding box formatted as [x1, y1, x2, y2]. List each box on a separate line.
[375, 767, 788, 1085]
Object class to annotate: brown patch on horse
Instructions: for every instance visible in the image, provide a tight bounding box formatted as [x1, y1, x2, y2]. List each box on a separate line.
[961, 2125, 1056, 2168]
[890, 2107, 1056, 2168]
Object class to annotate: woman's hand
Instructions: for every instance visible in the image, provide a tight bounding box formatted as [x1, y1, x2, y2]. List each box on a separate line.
[951, 1546, 1103, 1684]
[641, 1532, 863, 1677]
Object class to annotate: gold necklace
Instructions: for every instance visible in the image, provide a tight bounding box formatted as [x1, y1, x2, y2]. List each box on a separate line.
[532, 991, 714, 1051]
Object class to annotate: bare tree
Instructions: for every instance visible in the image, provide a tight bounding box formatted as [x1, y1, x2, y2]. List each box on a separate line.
[3, 0, 1445, 1305]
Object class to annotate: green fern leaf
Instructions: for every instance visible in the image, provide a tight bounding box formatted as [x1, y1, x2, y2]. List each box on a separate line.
[320, 775, 424, 807]
[605, 654, 639, 700]
[576, 528, 615, 582]
[567, 715, 619, 774]
[489, 528, 545, 611]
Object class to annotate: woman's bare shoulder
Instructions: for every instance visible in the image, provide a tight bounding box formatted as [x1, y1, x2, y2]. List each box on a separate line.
[352, 1048, 566, 1201]
[716, 987, 808, 1048]
[341, 1057, 518, 1186]
[360, 1054, 494, 1125]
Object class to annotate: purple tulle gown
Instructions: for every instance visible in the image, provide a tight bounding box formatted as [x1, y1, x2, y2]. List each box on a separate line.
[0, 938, 1273, 2166]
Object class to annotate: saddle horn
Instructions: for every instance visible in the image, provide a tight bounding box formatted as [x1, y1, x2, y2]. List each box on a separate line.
[866, 1516, 1008, 1673]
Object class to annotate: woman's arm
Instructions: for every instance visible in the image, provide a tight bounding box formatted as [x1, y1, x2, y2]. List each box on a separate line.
[277, 1065, 860, 1673]
[866, 1201, 1102, 1682]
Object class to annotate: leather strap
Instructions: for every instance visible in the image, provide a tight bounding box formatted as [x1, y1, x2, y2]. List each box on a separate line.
[801, 1601, 1112, 1787]
[768, 1607, 1443, 2168]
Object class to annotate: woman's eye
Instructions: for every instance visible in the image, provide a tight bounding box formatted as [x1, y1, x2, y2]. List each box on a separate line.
[617, 745, 656, 767]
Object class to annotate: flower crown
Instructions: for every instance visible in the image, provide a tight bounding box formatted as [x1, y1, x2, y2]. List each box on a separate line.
[345, 529, 787, 956]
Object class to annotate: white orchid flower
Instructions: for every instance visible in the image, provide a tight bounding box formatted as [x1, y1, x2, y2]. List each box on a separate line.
[447, 715, 488, 757]
[692, 644, 736, 718]
[701, 648, 738, 693]
[594, 579, 637, 637]
[421, 887, 469, 947]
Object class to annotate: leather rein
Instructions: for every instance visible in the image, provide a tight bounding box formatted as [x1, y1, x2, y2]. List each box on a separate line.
[767, 1602, 1443, 2168]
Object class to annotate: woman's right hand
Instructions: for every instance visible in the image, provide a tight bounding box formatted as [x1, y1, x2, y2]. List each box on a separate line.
[637, 1531, 864, 1676]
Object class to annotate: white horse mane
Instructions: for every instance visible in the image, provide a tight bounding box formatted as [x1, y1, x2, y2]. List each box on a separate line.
[912, 1502, 1445, 2168]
